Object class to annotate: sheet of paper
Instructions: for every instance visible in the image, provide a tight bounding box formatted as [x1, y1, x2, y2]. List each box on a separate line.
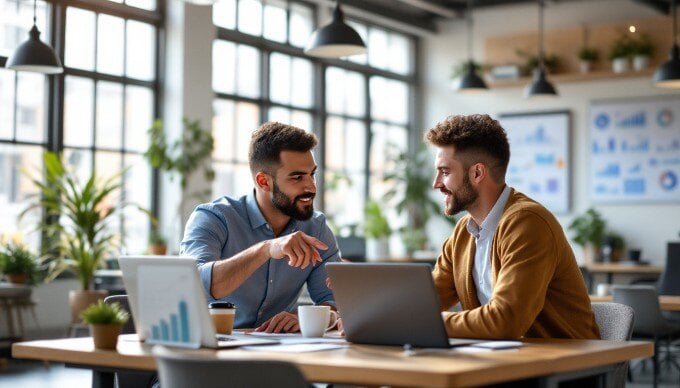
[247, 331, 346, 344]
[241, 343, 348, 353]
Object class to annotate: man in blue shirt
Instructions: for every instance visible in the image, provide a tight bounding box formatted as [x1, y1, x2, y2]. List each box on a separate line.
[180, 122, 340, 333]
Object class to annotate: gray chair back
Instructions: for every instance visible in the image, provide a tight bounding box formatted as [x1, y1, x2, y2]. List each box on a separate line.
[103, 294, 136, 334]
[153, 345, 309, 388]
[591, 302, 635, 388]
[659, 242, 680, 295]
[612, 285, 676, 336]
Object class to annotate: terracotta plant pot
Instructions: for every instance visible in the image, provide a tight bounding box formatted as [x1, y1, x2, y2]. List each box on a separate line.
[69, 290, 109, 324]
[149, 244, 167, 255]
[7, 273, 27, 284]
[90, 323, 122, 349]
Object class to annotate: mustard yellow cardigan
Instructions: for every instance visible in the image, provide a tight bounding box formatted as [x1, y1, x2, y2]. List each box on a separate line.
[433, 189, 600, 339]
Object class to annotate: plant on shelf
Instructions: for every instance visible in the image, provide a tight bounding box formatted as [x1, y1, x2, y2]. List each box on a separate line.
[451, 60, 487, 79]
[0, 238, 40, 285]
[608, 34, 634, 73]
[568, 208, 606, 263]
[577, 46, 599, 73]
[21, 152, 150, 323]
[148, 228, 168, 255]
[81, 300, 129, 349]
[602, 232, 625, 262]
[629, 34, 654, 71]
[382, 144, 456, 255]
[515, 49, 560, 76]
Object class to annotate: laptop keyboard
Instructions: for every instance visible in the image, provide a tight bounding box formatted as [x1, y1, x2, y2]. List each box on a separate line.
[216, 334, 236, 341]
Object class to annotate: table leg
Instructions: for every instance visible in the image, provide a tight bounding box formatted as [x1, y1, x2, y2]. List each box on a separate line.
[92, 370, 115, 388]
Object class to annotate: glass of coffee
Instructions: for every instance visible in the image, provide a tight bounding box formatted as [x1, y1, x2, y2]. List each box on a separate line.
[209, 302, 236, 334]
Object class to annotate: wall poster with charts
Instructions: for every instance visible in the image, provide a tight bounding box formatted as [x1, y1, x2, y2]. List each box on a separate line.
[498, 111, 570, 213]
[589, 96, 680, 203]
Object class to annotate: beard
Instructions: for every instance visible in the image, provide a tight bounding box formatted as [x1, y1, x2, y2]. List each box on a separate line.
[443, 174, 478, 216]
[271, 180, 315, 220]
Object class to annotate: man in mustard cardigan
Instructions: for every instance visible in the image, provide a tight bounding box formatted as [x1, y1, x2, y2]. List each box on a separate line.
[426, 114, 600, 340]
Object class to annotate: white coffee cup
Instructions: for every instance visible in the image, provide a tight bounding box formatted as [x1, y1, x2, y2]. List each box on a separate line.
[298, 305, 338, 338]
[596, 283, 612, 297]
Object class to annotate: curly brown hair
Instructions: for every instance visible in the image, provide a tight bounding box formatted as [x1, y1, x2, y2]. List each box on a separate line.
[249, 122, 317, 175]
[425, 114, 510, 183]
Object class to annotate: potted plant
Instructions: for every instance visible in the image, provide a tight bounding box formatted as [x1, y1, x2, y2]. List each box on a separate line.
[630, 34, 654, 71]
[568, 208, 606, 264]
[602, 232, 625, 262]
[577, 47, 599, 73]
[81, 300, 129, 349]
[148, 229, 168, 255]
[0, 240, 40, 285]
[515, 49, 560, 76]
[144, 117, 215, 246]
[608, 35, 634, 73]
[363, 200, 391, 261]
[383, 144, 456, 255]
[21, 152, 149, 323]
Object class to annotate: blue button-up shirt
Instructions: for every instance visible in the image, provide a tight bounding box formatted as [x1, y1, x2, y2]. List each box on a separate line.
[180, 191, 340, 328]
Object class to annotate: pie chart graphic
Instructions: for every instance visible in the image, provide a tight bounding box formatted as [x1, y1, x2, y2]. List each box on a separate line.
[659, 170, 678, 191]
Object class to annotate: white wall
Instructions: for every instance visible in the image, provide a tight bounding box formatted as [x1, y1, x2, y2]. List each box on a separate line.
[421, 0, 679, 264]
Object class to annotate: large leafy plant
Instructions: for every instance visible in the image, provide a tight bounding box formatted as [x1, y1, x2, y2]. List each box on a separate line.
[382, 144, 456, 253]
[568, 208, 606, 247]
[21, 152, 147, 290]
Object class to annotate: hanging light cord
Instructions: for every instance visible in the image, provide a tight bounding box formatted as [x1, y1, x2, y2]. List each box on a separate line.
[466, 0, 473, 62]
[32, 0, 37, 26]
[673, 0, 677, 46]
[538, 0, 545, 71]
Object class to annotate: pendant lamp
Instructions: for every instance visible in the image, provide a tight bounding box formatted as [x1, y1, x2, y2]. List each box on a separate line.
[456, 0, 488, 93]
[6, 0, 63, 74]
[524, 0, 557, 98]
[654, 0, 680, 88]
[304, 1, 367, 58]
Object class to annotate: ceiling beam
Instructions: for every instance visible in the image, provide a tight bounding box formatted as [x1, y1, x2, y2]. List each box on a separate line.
[631, 0, 671, 14]
[339, 0, 440, 32]
[393, 0, 460, 18]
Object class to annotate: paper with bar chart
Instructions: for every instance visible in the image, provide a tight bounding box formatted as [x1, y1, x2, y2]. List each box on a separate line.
[137, 264, 201, 348]
[590, 96, 680, 203]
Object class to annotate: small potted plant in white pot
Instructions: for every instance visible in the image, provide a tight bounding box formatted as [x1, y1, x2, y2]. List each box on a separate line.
[630, 34, 654, 71]
[608, 35, 633, 73]
[577, 47, 599, 74]
[81, 300, 129, 350]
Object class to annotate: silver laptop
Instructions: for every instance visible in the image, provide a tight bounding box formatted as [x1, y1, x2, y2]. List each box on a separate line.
[118, 255, 277, 349]
[326, 262, 480, 348]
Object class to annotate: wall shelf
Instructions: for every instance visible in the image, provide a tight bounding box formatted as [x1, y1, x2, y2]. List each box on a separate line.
[488, 67, 657, 88]
[483, 16, 670, 89]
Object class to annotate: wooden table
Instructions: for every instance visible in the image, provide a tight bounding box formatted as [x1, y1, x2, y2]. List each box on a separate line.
[590, 294, 680, 311]
[12, 336, 653, 388]
[581, 263, 663, 293]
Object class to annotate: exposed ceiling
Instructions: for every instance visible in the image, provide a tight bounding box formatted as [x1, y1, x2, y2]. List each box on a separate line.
[340, 0, 673, 33]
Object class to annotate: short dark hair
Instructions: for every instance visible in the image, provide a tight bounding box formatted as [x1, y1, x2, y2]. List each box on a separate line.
[248, 122, 318, 175]
[425, 114, 510, 183]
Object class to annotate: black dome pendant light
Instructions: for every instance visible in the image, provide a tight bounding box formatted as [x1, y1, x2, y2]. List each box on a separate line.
[654, 0, 680, 88]
[6, 0, 63, 74]
[456, 0, 488, 93]
[304, 1, 367, 58]
[524, 0, 557, 98]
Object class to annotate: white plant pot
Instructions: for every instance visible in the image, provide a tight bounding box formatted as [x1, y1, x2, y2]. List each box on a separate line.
[366, 238, 390, 262]
[611, 57, 629, 74]
[632, 55, 649, 71]
[579, 60, 593, 74]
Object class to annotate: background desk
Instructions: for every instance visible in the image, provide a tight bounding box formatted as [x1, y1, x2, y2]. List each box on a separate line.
[590, 294, 680, 311]
[13, 336, 652, 388]
[581, 263, 663, 293]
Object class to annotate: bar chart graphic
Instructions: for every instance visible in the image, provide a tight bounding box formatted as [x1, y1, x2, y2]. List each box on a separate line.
[137, 264, 201, 348]
[149, 300, 191, 344]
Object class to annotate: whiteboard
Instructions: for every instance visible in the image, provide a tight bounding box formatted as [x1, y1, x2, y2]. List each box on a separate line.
[499, 111, 570, 213]
[590, 96, 680, 203]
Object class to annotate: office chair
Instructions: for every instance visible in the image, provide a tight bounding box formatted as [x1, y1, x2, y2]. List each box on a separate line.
[591, 302, 635, 388]
[658, 242, 680, 322]
[153, 345, 309, 388]
[612, 285, 680, 388]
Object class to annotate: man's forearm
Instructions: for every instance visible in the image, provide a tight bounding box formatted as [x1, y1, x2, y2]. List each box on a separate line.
[209, 241, 271, 299]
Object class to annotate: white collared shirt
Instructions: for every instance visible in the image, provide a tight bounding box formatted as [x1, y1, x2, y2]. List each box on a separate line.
[466, 185, 512, 305]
